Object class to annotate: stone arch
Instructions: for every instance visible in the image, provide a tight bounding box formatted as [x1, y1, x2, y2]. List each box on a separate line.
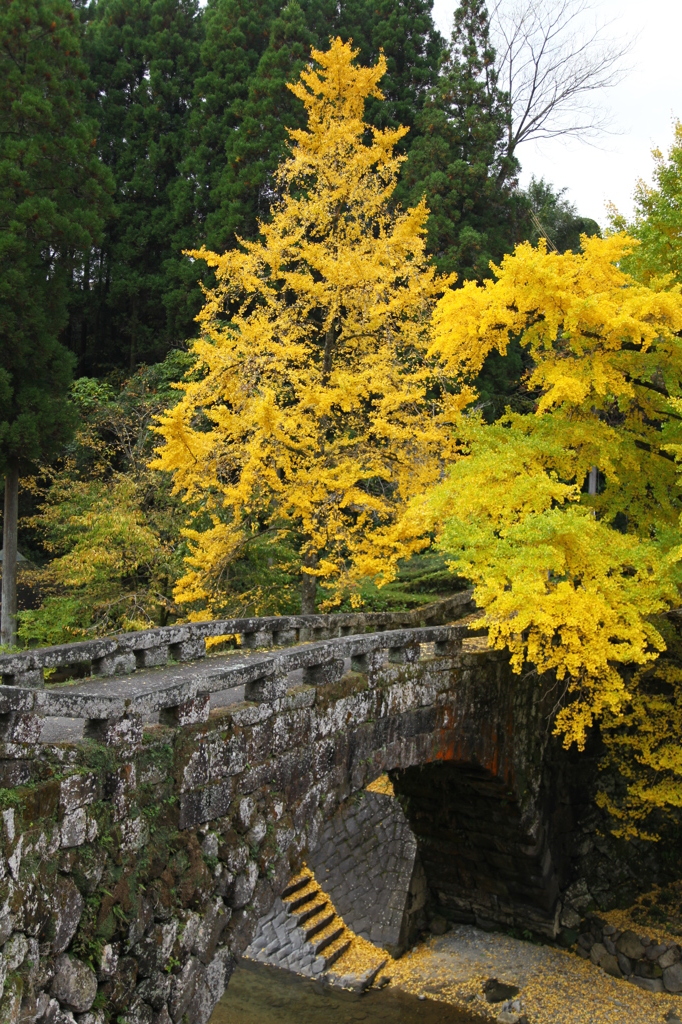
[391, 760, 562, 937]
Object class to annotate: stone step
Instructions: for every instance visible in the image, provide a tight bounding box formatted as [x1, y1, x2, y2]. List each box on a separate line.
[304, 910, 336, 941]
[312, 924, 345, 955]
[322, 936, 351, 970]
[286, 887, 318, 912]
[292, 898, 329, 926]
[281, 874, 310, 899]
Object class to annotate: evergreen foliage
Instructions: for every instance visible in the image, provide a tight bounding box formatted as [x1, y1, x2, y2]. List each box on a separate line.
[397, 0, 517, 281]
[0, 0, 111, 476]
[191, 0, 444, 250]
[524, 175, 601, 253]
[68, 0, 203, 373]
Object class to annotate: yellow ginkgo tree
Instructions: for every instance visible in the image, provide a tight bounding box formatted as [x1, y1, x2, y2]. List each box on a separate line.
[417, 233, 682, 764]
[152, 39, 463, 615]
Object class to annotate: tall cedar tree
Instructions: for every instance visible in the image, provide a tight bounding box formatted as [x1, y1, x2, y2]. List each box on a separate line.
[188, 0, 444, 248]
[397, 0, 517, 281]
[0, 0, 112, 644]
[68, 0, 202, 373]
[180, 0, 281, 255]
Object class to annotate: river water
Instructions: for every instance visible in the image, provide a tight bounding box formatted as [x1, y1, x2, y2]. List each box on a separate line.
[210, 959, 483, 1024]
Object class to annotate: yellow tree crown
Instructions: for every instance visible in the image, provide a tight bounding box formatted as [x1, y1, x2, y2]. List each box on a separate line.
[151, 39, 459, 615]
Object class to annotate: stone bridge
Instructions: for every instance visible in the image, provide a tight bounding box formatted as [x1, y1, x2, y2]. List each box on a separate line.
[0, 594, 577, 1024]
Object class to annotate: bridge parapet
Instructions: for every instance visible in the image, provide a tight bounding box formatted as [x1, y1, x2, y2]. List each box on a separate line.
[0, 593, 473, 688]
[0, 622, 469, 747]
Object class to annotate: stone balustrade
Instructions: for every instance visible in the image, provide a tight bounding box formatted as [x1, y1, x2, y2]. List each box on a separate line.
[0, 592, 474, 746]
[0, 592, 472, 689]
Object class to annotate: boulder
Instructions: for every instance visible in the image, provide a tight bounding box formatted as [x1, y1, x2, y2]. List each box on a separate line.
[589, 943, 607, 966]
[663, 962, 682, 993]
[616, 930, 645, 961]
[599, 954, 621, 979]
[617, 952, 632, 977]
[51, 955, 97, 1013]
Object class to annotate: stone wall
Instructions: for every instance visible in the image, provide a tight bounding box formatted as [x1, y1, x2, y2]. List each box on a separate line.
[568, 913, 682, 995]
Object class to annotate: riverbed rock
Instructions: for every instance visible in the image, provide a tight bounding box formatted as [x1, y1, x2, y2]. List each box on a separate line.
[632, 976, 664, 993]
[617, 952, 632, 976]
[51, 955, 98, 1012]
[590, 942, 607, 965]
[661, 948, 682, 969]
[483, 978, 520, 1003]
[616, 931, 645, 961]
[601, 954, 621, 978]
[663, 962, 682, 993]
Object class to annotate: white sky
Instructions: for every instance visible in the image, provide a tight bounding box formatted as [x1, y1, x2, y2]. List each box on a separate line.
[431, 0, 682, 227]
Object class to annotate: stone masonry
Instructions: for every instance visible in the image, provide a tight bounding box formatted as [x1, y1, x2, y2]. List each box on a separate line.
[0, 597, 580, 1024]
[307, 785, 426, 956]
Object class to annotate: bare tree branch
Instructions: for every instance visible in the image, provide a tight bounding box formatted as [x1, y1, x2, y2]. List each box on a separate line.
[489, 0, 635, 159]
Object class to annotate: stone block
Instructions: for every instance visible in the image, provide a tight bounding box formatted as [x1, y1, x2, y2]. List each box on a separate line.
[241, 631, 274, 650]
[0, 712, 42, 744]
[84, 713, 143, 750]
[5, 669, 44, 688]
[51, 955, 97, 1012]
[119, 998, 154, 1024]
[227, 863, 258, 910]
[60, 808, 87, 849]
[3, 933, 28, 971]
[135, 645, 169, 669]
[271, 629, 298, 646]
[169, 957, 202, 1022]
[134, 922, 178, 978]
[50, 876, 84, 954]
[192, 900, 231, 964]
[92, 652, 136, 676]
[304, 659, 345, 686]
[119, 816, 150, 853]
[388, 644, 420, 665]
[136, 971, 172, 1011]
[244, 674, 288, 703]
[59, 773, 98, 814]
[664, 962, 682, 993]
[0, 761, 29, 790]
[160, 694, 210, 727]
[170, 637, 206, 662]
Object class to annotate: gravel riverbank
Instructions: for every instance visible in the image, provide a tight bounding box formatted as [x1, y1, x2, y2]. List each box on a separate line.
[383, 926, 682, 1024]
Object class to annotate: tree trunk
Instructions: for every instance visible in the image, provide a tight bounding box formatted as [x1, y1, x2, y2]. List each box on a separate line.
[1, 465, 19, 648]
[301, 553, 318, 615]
